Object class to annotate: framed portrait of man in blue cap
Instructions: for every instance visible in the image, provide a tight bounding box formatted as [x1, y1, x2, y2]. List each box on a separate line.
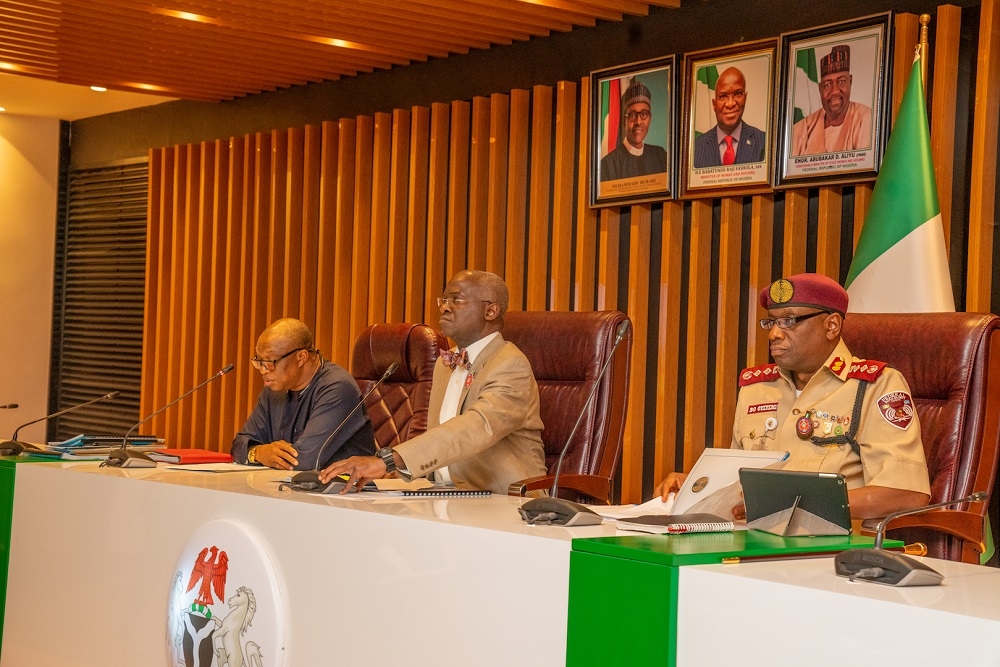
[590, 55, 676, 208]
[774, 13, 892, 187]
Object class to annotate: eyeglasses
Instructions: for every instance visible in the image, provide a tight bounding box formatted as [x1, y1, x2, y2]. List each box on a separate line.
[251, 347, 310, 371]
[820, 76, 850, 92]
[436, 297, 493, 309]
[759, 311, 828, 330]
[715, 90, 747, 103]
[625, 110, 651, 122]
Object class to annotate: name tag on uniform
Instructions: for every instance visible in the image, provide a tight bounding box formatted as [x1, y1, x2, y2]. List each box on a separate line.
[747, 402, 778, 414]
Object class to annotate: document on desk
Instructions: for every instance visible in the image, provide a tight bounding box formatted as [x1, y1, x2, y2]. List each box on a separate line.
[163, 463, 254, 473]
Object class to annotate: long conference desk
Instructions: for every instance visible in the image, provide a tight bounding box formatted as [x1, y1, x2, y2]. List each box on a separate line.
[3, 461, 1000, 666]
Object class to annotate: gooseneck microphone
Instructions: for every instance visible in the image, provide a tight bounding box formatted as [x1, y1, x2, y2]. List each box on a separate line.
[833, 491, 988, 586]
[287, 361, 399, 491]
[102, 364, 234, 468]
[519, 319, 631, 526]
[0, 391, 120, 456]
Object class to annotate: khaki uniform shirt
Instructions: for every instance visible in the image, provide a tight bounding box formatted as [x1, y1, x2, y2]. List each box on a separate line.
[732, 339, 930, 495]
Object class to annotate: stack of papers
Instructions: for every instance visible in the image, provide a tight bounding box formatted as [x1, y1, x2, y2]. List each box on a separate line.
[40, 434, 165, 460]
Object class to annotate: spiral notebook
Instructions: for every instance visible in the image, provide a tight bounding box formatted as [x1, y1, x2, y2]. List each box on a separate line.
[616, 513, 734, 535]
[398, 487, 492, 498]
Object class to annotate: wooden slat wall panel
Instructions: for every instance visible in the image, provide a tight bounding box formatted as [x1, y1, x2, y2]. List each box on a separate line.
[143, 8, 1000, 492]
[893, 14, 921, 122]
[930, 5, 962, 249]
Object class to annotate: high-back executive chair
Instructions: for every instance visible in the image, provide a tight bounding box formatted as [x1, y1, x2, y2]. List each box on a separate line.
[351, 322, 447, 451]
[841, 312, 1000, 563]
[502, 310, 632, 505]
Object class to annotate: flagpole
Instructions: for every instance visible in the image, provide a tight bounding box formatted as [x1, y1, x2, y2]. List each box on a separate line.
[919, 14, 931, 91]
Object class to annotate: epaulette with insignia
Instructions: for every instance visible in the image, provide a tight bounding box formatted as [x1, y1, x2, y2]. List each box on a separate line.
[847, 360, 888, 382]
[739, 363, 781, 386]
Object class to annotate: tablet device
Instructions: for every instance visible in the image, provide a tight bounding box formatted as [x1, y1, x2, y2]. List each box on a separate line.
[672, 448, 789, 514]
[739, 468, 852, 536]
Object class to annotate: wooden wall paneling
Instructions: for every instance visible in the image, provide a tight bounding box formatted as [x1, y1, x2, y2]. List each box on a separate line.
[233, 137, 258, 438]
[369, 112, 394, 325]
[893, 13, 920, 123]
[930, 4, 962, 250]
[350, 115, 375, 350]
[446, 100, 471, 279]
[574, 76, 597, 312]
[299, 124, 322, 332]
[852, 184, 873, 248]
[217, 136, 247, 451]
[526, 85, 554, 310]
[967, 0, 1000, 312]
[245, 133, 273, 419]
[142, 148, 167, 419]
[196, 140, 228, 449]
[712, 197, 743, 452]
[746, 194, 775, 367]
[653, 200, 683, 486]
[331, 118, 357, 365]
[386, 109, 412, 323]
[782, 189, 808, 275]
[682, 199, 713, 471]
[467, 96, 491, 270]
[405, 106, 431, 323]
[424, 103, 451, 318]
[505, 89, 531, 310]
[550, 81, 577, 312]
[282, 127, 305, 319]
[814, 186, 843, 280]
[596, 207, 621, 310]
[266, 129, 288, 324]
[486, 93, 510, 277]
[622, 203, 651, 504]
[169, 144, 200, 443]
[315, 121, 339, 367]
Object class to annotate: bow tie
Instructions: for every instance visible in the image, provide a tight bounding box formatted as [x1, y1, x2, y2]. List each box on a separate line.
[439, 348, 471, 371]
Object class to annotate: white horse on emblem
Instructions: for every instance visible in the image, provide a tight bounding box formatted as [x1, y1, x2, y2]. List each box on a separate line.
[213, 586, 263, 667]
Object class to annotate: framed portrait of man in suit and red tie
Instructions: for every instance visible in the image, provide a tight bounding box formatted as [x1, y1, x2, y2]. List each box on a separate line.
[680, 39, 777, 198]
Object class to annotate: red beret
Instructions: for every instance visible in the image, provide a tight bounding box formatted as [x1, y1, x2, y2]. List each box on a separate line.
[758, 273, 848, 316]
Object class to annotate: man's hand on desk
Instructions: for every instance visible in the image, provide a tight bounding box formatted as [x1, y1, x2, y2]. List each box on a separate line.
[320, 456, 390, 493]
[253, 440, 298, 470]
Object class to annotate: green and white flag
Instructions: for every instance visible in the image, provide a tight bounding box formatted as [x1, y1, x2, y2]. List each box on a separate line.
[693, 65, 719, 138]
[792, 47, 820, 124]
[845, 55, 954, 312]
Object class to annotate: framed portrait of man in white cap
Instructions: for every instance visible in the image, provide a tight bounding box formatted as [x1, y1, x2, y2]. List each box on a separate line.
[774, 13, 892, 187]
[590, 55, 676, 207]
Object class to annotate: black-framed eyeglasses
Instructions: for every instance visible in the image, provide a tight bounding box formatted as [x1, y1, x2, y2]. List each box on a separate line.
[759, 311, 828, 331]
[436, 296, 493, 309]
[251, 347, 310, 371]
[715, 90, 747, 103]
[624, 109, 651, 122]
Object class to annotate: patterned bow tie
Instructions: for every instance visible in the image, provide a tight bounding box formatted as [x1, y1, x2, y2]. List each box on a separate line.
[439, 348, 470, 371]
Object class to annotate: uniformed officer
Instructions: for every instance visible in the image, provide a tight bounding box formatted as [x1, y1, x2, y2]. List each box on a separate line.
[656, 273, 930, 520]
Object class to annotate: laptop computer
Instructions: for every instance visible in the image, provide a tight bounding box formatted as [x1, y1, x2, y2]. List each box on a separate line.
[739, 468, 852, 536]
[672, 448, 789, 515]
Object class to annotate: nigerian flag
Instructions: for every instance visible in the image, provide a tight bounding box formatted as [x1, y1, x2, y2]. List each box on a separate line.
[693, 65, 719, 138]
[845, 54, 954, 312]
[793, 48, 821, 124]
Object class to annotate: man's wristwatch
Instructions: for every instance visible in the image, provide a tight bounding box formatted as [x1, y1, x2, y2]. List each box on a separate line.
[376, 446, 397, 474]
[247, 446, 259, 465]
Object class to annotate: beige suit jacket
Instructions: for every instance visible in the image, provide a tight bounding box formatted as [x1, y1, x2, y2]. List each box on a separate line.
[394, 333, 547, 494]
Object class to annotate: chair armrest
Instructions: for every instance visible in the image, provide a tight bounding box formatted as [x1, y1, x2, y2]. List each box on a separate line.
[507, 473, 613, 505]
[860, 509, 985, 545]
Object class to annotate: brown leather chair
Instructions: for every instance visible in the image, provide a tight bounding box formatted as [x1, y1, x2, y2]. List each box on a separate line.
[503, 310, 632, 505]
[841, 312, 1000, 563]
[351, 323, 447, 450]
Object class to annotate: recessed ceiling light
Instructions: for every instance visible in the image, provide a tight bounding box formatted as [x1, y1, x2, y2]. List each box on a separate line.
[0, 106, 6, 112]
[90, 86, 107, 92]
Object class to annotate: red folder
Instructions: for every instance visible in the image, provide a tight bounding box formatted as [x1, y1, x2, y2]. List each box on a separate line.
[145, 448, 233, 464]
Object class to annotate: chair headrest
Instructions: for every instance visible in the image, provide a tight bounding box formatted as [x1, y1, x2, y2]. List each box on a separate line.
[351, 323, 445, 383]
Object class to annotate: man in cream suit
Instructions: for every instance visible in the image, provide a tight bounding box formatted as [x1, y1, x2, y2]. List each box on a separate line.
[320, 270, 547, 494]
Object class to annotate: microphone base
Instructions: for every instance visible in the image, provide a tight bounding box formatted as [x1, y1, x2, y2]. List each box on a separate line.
[0, 440, 42, 456]
[102, 448, 157, 468]
[519, 497, 603, 526]
[834, 548, 943, 586]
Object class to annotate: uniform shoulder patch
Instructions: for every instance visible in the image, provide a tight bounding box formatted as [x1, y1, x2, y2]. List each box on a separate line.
[847, 360, 888, 382]
[739, 364, 781, 386]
